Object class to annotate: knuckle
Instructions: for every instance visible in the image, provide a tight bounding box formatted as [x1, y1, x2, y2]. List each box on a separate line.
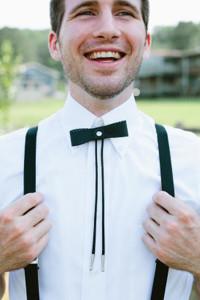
[165, 220, 178, 234]
[28, 194, 39, 207]
[25, 248, 37, 262]
[36, 205, 49, 221]
[158, 234, 170, 248]
[41, 204, 49, 216]
[156, 191, 166, 201]
[26, 193, 42, 207]
[179, 210, 194, 224]
[34, 193, 43, 204]
[155, 246, 166, 261]
[13, 223, 24, 237]
[41, 220, 52, 235]
[21, 235, 35, 250]
[0, 211, 13, 224]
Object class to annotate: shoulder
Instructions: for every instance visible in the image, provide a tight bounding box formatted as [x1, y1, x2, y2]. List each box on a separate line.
[152, 123, 200, 173]
[163, 125, 200, 201]
[0, 128, 28, 164]
[137, 110, 200, 151]
[164, 124, 200, 154]
[0, 128, 28, 208]
[160, 124, 200, 175]
[0, 127, 28, 188]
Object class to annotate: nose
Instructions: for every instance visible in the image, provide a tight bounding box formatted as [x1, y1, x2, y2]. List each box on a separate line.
[92, 11, 121, 41]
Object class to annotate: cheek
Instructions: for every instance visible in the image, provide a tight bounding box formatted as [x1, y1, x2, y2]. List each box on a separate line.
[63, 23, 92, 54]
[125, 24, 146, 49]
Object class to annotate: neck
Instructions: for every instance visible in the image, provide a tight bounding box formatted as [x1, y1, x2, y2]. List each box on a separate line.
[69, 82, 133, 117]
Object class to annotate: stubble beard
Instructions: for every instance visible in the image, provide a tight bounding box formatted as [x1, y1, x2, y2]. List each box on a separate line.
[61, 51, 143, 100]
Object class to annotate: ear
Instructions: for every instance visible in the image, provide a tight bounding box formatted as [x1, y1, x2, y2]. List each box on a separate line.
[48, 31, 62, 61]
[143, 33, 151, 59]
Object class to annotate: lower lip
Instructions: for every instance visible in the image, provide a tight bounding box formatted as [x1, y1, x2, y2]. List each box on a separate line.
[84, 56, 126, 70]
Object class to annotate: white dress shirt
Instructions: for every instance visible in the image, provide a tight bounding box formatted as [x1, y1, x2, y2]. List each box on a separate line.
[0, 93, 200, 300]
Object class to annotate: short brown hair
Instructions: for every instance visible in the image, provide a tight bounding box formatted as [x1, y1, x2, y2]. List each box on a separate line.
[50, 0, 150, 36]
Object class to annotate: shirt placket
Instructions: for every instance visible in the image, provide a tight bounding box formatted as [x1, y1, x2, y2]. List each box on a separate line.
[81, 120, 106, 300]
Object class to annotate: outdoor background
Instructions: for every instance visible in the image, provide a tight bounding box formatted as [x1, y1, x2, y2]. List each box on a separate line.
[0, 0, 200, 299]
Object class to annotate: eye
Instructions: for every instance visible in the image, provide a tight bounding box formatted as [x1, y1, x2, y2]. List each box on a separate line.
[76, 10, 96, 17]
[116, 10, 136, 17]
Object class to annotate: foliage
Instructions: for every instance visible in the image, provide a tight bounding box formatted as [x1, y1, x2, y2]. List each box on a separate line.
[0, 40, 20, 124]
[152, 22, 200, 50]
[0, 27, 63, 75]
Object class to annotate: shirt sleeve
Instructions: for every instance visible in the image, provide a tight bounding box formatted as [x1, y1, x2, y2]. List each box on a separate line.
[166, 126, 200, 207]
[0, 128, 27, 210]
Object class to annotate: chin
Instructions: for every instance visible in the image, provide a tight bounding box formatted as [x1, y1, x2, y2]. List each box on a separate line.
[83, 84, 128, 100]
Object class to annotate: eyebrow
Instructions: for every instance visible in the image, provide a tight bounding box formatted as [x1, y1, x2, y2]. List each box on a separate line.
[68, 1, 98, 15]
[114, 1, 140, 14]
[68, 0, 140, 15]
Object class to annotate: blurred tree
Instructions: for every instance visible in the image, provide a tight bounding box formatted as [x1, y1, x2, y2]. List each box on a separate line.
[0, 40, 20, 125]
[152, 22, 200, 50]
[0, 28, 63, 74]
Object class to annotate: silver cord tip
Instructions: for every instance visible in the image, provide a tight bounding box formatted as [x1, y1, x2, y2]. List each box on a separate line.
[101, 255, 105, 272]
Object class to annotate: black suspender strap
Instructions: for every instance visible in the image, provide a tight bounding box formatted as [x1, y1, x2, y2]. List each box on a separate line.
[155, 124, 175, 196]
[24, 126, 40, 300]
[150, 124, 175, 300]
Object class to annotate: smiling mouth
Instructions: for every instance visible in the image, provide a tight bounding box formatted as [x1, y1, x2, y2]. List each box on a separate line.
[85, 50, 126, 62]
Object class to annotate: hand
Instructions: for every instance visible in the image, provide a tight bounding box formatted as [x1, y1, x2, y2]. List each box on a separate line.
[142, 191, 200, 277]
[0, 193, 51, 273]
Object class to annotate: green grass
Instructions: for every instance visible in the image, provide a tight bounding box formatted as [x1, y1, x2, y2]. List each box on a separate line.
[0, 97, 200, 133]
[0, 98, 64, 132]
[138, 98, 200, 127]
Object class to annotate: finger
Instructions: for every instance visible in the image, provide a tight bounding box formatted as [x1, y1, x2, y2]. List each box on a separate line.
[23, 234, 50, 266]
[9, 193, 43, 216]
[35, 234, 50, 257]
[143, 218, 160, 241]
[142, 232, 157, 255]
[153, 192, 198, 220]
[153, 191, 184, 216]
[21, 203, 49, 228]
[5, 220, 51, 265]
[147, 202, 170, 225]
[31, 219, 52, 242]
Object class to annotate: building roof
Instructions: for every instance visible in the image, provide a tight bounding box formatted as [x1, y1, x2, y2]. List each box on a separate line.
[150, 47, 200, 58]
[19, 62, 60, 80]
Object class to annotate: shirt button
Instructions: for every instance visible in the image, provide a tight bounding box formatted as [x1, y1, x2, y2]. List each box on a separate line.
[96, 130, 103, 137]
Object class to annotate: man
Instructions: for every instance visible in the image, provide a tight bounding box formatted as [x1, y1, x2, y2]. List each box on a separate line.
[0, 0, 200, 299]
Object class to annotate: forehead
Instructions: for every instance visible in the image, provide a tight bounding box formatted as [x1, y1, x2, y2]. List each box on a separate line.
[65, 0, 142, 11]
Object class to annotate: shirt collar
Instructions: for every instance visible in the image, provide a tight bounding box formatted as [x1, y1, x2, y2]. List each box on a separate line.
[60, 93, 140, 157]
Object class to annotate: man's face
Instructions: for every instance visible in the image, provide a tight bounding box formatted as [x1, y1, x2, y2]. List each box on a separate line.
[55, 0, 150, 99]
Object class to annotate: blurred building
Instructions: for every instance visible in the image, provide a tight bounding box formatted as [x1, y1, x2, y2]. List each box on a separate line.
[136, 48, 200, 97]
[14, 62, 60, 101]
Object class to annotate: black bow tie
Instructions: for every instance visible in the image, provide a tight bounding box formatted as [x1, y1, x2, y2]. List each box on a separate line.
[70, 120, 128, 146]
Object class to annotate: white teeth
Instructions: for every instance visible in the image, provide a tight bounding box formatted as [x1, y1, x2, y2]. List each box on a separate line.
[89, 51, 121, 60]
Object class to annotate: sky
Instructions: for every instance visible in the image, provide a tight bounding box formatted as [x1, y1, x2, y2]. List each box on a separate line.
[0, 0, 199, 32]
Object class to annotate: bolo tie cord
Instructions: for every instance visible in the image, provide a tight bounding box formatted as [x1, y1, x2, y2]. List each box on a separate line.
[69, 121, 128, 272]
[90, 139, 105, 272]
